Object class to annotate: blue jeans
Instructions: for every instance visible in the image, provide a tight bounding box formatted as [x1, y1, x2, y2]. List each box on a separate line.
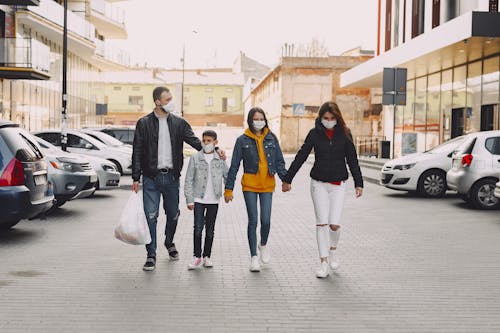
[243, 191, 273, 257]
[193, 203, 219, 258]
[143, 173, 180, 258]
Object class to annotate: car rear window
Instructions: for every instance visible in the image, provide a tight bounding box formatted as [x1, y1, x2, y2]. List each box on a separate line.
[454, 137, 476, 155]
[0, 135, 14, 173]
[1, 128, 44, 162]
[485, 137, 500, 155]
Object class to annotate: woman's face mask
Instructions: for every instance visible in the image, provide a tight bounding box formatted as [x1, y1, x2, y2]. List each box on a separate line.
[321, 118, 337, 129]
[253, 120, 266, 131]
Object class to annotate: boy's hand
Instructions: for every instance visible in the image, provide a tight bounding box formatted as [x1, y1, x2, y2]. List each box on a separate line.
[187, 204, 194, 210]
[224, 195, 233, 203]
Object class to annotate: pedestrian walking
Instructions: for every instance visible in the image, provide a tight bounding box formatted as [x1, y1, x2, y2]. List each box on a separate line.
[224, 107, 288, 272]
[132, 86, 225, 271]
[184, 130, 228, 270]
[282, 101, 363, 278]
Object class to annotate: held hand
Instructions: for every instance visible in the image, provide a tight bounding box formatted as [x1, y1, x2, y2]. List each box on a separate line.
[282, 182, 292, 192]
[217, 149, 227, 161]
[132, 181, 139, 193]
[224, 195, 233, 203]
[187, 204, 194, 211]
[355, 187, 363, 198]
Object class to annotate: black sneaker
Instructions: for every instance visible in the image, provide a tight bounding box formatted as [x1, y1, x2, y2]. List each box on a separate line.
[166, 243, 179, 261]
[143, 257, 156, 271]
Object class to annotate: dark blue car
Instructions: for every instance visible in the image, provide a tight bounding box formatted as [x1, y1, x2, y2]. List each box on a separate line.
[0, 121, 54, 230]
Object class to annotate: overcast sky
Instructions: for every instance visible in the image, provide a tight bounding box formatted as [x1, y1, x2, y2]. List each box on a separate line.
[115, 0, 378, 69]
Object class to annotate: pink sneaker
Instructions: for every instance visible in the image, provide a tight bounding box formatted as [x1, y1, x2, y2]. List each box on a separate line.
[188, 257, 202, 270]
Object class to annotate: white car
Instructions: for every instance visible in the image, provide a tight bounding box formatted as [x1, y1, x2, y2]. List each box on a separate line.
[495, 178, 500, 199]
[35, 137, 120, 191]
[380, 136, 465, 197]
[79, 129, 132, 153]
[33, 130, 132, 175]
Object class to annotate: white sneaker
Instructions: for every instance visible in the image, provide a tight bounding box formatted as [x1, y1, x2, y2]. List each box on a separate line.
[187, 257, 202, 270]
[249, 256, 261, 272]
[203, 257, 213, 268]
[316, 262, 329, 278]
[329, 251, 340, 270]
[258, 244, 270, 264]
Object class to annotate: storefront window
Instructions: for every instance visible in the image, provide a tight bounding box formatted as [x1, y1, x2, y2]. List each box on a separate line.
[414, 77, 427, 151]
[441, 69, 453, 141]
[482, 56, 500, 131]
[404, 79, 415, 132]
[451, 65, 466, 138]
[466, 61, 482, 134]
[426, 72, 441, 150]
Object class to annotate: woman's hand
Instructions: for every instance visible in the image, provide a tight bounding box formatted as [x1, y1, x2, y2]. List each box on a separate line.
[355, 187, 363, 198]
[282, 183, 291, 192]
[187, 204, 194, 210]
[224, 194, 233, 203]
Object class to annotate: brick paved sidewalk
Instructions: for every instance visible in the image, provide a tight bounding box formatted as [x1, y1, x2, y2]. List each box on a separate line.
[1, 161, 499, 332]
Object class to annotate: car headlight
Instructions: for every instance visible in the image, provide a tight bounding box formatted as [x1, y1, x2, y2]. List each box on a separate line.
[393, 163, 416, 170]
[50, 159, 83, 172]
[102, 164, 116, 172]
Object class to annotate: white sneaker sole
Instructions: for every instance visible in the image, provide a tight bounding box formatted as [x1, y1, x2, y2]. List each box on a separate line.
[143, 266, 155, 271]
[330, 263, 340, 270]
[316, 272, 329, 278]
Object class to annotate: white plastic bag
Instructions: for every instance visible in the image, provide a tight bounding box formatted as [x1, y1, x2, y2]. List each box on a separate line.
[114, 192, 151, 245]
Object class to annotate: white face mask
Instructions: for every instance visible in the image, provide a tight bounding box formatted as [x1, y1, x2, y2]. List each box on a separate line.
[253, 120, 266, 131]
[162, 101, 175, 113]
[322, 119, 337, 129]
[202, 142, 215, 153]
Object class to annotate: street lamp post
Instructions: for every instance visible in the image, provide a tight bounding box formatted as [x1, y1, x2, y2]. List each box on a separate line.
[61, 0, 68, 151]
[180, 30, 198, 118]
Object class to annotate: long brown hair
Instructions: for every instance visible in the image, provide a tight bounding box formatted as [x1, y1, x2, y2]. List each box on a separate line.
[247, 107, 268, 134]
[317, 102, 350, 135]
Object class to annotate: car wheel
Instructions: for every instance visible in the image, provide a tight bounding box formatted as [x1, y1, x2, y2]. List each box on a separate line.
[418, 170, 447, 198]
[109, 160, 123, 175]
[470, 179, 500, 210]
[0, 219, 20, 231]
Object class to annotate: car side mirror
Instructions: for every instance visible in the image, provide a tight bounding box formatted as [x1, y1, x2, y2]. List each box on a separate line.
[447, 152, 453, 158]
[85, 143, 93, 150]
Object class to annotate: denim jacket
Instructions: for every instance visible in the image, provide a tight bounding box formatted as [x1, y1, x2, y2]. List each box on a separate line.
[225, 130, 287, 191]
[184, 151, 228, 204]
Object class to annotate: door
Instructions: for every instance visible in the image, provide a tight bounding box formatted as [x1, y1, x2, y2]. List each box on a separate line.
[432, 0, 440, 28]
[451, 108, 464, 138]
[481, 104, 494, 131]
[385, 0, 392, 51]
[485, 136, 500, 174]
[490, 0, 499, 12]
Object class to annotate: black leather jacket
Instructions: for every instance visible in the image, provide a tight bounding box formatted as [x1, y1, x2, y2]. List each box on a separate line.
[132, 111, 202, 181]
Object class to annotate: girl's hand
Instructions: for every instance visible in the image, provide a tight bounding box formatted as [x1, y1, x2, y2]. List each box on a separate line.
[187, 204, 194, 210]
[355, 187, 363, 198]
[282, 183, 291, 192]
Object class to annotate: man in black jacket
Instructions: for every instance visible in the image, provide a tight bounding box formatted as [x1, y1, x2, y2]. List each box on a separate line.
[132, 86, 209, 271]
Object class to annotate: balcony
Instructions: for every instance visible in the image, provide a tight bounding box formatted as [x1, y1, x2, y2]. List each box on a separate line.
[0, 38, 51, 80]
[90, 0, 127, 39]
[90, 39, 130, 70]
[0, 0, 39, 5]
[15, 0, 96, 57]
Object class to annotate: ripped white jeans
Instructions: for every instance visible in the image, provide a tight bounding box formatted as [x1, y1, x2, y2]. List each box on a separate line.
[311, 179, 346, 258]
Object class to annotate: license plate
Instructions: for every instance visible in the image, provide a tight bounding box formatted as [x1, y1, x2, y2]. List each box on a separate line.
[452, 159, 461, 168]
[90, 174, 98, 183]
[34, 174, 47, 186]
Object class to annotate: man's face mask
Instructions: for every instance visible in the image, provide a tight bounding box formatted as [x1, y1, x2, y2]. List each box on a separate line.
[162, 101, 175, 113]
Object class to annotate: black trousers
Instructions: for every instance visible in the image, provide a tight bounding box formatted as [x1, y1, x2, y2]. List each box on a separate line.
[193, 203, 219, 258]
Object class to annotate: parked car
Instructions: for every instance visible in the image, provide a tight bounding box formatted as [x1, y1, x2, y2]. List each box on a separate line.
[447, 130, 500, 210]
[79, 129, 132, 152]
[495, 178, 500, 199]
[380, 136, 465, 197]
[33, 130, 132, 175]
[0, 121, 54, 230]
[85, 127, 135, 145]
[35, 137, 120, 192]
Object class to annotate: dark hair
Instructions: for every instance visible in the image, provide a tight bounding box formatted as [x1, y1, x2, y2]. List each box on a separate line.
[152, 86, 170, 102]
[317, 102, 349, 134]
[202, 130, 217, 140]
[247, 107, 268, 133]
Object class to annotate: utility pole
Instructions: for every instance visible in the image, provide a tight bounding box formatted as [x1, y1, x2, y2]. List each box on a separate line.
[61, 0, 68, 151]
[181, 43, 185, 117]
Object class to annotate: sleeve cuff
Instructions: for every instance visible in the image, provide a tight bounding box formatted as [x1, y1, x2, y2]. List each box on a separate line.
[224, 189, 233, 197]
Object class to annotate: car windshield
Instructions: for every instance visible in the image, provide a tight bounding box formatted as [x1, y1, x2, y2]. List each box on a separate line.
[85, 131, 124, 147]
[425, 137, 465, 154]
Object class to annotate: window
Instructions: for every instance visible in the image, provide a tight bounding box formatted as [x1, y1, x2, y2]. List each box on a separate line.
[385, 0, 392, 51]
[128, 96, 143, 105]
[432, 0, 440, 28]
[68, 134, 95, 150]
[228, 98, 235, 107]
[412, 0, 425, 38]
[37, 133, 60, 146]
[206, 96, 213, 106]
[183, 96, 189, 106]
[225, 88, 233, 93]
[205, 88, 213, 93]
[132, 86, 141, 91]
[485, 137, 500, 155]
[113, 86, 122, 91]
[222, 97, 228, 112]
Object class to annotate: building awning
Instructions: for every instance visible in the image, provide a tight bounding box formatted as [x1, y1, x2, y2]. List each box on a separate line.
[341, 11, 500, 88]
[0, 67, 50, 80]
[0, 0, 39, 5]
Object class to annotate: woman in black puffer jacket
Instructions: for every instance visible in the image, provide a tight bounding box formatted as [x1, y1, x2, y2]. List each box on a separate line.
[283, 101, 363, 278]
